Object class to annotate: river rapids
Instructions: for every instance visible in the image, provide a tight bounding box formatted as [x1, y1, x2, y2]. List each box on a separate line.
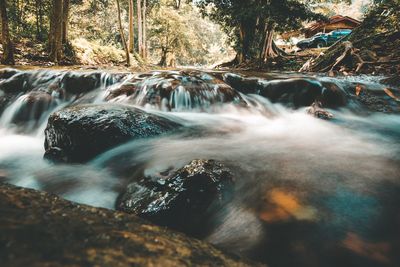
[0, 68, 399, 267]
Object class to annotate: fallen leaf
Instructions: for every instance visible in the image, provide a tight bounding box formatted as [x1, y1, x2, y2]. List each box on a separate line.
[356, 85, 362, 96]
[383, 88, 400, 101]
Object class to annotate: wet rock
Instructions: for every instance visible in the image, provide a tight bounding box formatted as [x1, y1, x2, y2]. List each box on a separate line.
[44, 104, 181, 163]
[352, 85, 400, 113]
[61, 72, 103, 94]
[381, 75, 400, 88]
[105, 71, 244, 110]
[319, 81, 348, 108]
[0, 183, 258, 267]
[258, 78, 347, 108]
[0, 68, 19, 79]
[11, 91, 55, 124]
[223, 73, 261, 94]
[223, 73, 347, 109]
[117, 159, 234, 237]
[0, 93, 14, 115]
[0, 72, 28, 94]
[306, 102, 334, 120]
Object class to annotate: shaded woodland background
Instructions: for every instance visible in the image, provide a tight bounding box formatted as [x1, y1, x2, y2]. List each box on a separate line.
[0, 0, 396, 69]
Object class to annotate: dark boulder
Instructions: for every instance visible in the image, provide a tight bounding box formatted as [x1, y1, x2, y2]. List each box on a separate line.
[11, 91, 55, 124]
[222, 73, 347, 109]
[258, 78, 347, 108]
[60, 71, 103, 95]
[117, 159, 235, 237]
[319, 81, 348, 108]
[0, 68, 19, 79]
[105, 71, 244, 110]
[44, 104, 181, 163]
[0, 72, 28, 94]
[223, 73, 261, 95]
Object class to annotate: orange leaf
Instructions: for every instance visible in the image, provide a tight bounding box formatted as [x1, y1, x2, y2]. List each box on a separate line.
[356, 85, 362, 96]
[383, 88, 400, 101]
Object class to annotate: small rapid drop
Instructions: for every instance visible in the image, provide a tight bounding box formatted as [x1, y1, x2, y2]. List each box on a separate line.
[0, 68, 399, 267]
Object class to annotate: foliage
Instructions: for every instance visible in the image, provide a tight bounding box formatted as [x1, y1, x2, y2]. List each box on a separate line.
[196, 0, 325, 60]
[148, 0, 233, 66]
[0, 0, 232, 66]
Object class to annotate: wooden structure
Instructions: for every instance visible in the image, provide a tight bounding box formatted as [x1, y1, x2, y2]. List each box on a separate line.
[305, 15, 361, 38]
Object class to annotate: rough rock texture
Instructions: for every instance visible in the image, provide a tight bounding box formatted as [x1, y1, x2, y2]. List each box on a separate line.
[0, 71, 27, 94]
[223, 73, 347, 108]
[105, 71, 244, 110]
[306, 101, 334, 120]
[350, 85, 400, 113]
[258, 78, 347, 108]
[0, 183, 260, 267]
[61, 72, 103, 94]
[44, 104, 181, 163]
[117, 160, 234, 237]
[11, 91, 55, 123]
[223, 73, 261, 95]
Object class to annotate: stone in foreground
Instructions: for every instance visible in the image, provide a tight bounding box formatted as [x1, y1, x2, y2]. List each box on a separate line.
[117, 159, 234, 237]
[0, 183, 260, 267]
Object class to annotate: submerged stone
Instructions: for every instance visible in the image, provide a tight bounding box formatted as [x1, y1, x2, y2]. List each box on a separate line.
[105, 71, 244, 110]
[306, 101, 334, 120]
[10, 91, 55, 124]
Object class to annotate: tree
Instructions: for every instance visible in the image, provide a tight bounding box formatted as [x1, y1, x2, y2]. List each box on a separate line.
[116, 0, 130, 66]
[34, 0, 46, 41]
[0, 0, 15, 65]
[62, 0, 70, 44]
[197, 0, 323, 64]
[149, 2, 224, 66]
[142, 0, 147, 59]
[49, 0, 63, 63]
[128, 0, 135, 53]
[137, 0, 143, 57]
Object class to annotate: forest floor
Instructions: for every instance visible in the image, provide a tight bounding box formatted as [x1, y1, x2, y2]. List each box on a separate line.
[0, 38, 142, 70]
[1, 38, 326, 73]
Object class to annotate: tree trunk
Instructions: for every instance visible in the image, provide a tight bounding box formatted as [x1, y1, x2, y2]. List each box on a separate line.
[62, 0, 70, 44]
[35, 0, 42, 41]
[116, 0, 130, 66]
[128, 0, 135, 53]
[174, 0, 181, 9]
[35, 0, 44, 41]
[238, 22, 247, 63]
[261, 22, 278, 62]
[142, 0, 147, 60]
[49, 0, 63, 63]
[137, 0, 143, 58]
[260, 22, 286, 63]
[0, 0, 15, 65]
[159, 47, 168, 67]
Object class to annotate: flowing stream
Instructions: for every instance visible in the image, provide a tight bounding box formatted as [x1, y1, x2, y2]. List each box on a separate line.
[0, 68, 399, 267]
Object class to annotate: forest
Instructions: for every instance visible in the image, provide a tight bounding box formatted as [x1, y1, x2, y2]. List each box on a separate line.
[0, 1, 400, 267]
[0, 0, 396, 72]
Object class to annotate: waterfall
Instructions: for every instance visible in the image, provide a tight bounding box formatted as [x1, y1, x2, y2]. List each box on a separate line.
[0, 68, 399, 267]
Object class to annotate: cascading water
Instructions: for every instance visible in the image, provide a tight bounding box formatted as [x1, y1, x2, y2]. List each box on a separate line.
[0, 68, 399, 267]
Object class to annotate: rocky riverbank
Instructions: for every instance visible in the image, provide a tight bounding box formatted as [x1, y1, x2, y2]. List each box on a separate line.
[0, 183, 261, 267]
